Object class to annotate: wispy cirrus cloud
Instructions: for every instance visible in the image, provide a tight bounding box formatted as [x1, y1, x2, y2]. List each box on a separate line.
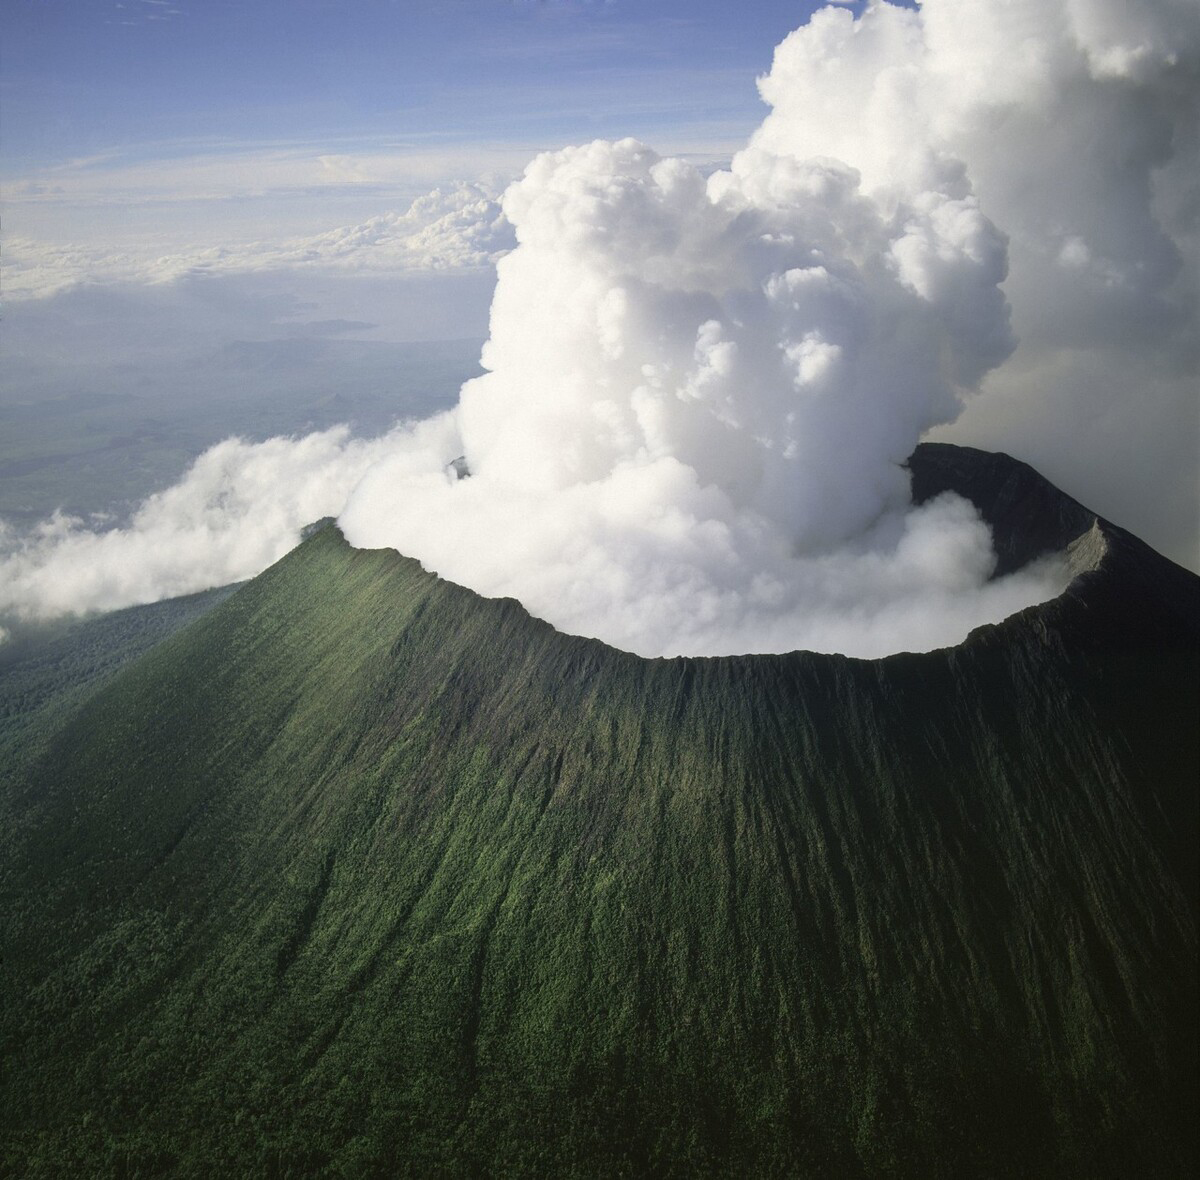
[3, 139, 534, 209]
[107, 0, 183, 26]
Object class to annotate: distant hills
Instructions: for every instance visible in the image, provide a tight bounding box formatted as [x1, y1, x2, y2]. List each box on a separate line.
[2, 443, 1195, 1177]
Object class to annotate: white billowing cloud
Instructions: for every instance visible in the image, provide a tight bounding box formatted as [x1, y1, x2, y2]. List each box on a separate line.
[340, 0, 1196, 654]
[799, 0, 1200, 564]
[0, 423, 449, 621]
[749, 0, 1196, 357]
[337, 122, 1069, 659]
[3, 182, 515, 300]
[465, 133, 1009, 554]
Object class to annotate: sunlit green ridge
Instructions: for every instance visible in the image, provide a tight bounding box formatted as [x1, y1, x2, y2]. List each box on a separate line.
[2, 444, 1196, 1177]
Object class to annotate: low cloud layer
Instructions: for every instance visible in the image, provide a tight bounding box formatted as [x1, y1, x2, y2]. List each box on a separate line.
[0, 428, 408, 620]
[5, 183, 515, 300]
[3, 0, 1194, 656]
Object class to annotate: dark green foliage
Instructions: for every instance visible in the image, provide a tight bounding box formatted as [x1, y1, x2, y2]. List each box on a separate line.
[1, 445, 1196, 1177]
[0, 584, 241, 760]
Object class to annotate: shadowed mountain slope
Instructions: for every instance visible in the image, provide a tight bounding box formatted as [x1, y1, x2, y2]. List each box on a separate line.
[1, 443, 1196, 1177]
[0, 583, 242, 761]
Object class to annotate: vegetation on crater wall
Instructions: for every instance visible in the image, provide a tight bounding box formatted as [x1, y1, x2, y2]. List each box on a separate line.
[1, 446, 1196, 1177]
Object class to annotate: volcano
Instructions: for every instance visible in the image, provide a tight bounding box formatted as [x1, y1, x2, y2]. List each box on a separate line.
[1, 443, 1196, 1177]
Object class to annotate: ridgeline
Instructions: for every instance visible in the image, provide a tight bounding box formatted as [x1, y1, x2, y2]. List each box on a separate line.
[2, 444, 1196, 1177]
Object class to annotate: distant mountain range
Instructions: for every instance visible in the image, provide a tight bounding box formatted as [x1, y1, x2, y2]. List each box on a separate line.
[2, 443, 1195, 1177]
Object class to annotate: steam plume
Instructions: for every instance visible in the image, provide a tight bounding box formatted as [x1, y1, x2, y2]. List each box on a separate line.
[343, 0, 1125, 656]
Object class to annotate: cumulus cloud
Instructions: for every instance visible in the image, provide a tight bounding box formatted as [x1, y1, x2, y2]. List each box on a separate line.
[894, 0, 1200, 564]
[4, 182, 515, 300]
[342, 0, 1198, 653]
[338, 124, 1067, 657]
[6, 0, 1193, 654]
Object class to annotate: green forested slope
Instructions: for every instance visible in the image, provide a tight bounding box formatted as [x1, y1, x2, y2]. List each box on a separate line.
[0, 584, 241, 761]
[1, 445, 1196, 1177]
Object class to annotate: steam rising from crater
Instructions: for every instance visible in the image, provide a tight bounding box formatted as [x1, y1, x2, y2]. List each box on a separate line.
[342, 0, 1108, 657]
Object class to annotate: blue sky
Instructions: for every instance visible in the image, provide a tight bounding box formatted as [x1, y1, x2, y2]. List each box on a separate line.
[6, 1, 845, 161]
[4, 1, 874, 245]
